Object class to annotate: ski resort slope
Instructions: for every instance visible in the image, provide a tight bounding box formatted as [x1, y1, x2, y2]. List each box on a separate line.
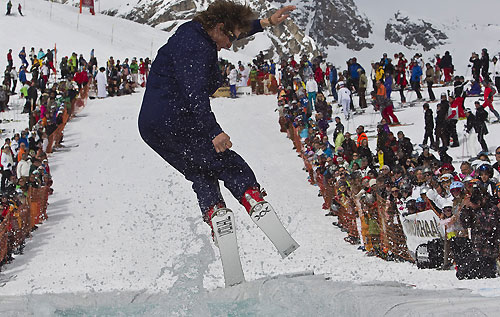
[1, 1, 500, 315]
[1, 91, 500, 315]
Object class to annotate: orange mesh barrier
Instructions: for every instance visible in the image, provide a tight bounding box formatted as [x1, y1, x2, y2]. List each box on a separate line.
[47, 83, 89, 153]
[0, 216, 9, 263]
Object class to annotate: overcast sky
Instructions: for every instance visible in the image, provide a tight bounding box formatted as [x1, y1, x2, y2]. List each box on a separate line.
[354, 0, 500, 25]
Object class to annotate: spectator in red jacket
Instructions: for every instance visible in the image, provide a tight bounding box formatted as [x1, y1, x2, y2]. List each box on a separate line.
[483, 82, 500, 122]
[73, 67, 89, 90]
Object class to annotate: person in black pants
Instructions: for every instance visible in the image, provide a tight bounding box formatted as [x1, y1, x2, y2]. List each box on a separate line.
[469, 52, 482, 83]
[434, 94, 449, 149]
[470, 101, 489, 153]
[480, 48, 490, 83]
[422, 103, 434, 146]
[138, 2, 296, 240]
[425, 63, 435, 101]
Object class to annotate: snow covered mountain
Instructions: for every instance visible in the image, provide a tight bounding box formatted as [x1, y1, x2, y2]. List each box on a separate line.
[385, 11, 448, 51]
[99, 0, 319, 59]
[59, 0, 498, 74]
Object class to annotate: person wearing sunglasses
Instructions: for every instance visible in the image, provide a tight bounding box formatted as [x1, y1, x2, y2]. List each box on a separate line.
[138, 1, 295, 242]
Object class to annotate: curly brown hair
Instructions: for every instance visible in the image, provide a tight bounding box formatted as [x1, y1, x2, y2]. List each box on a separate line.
[193, 0, 256, 33]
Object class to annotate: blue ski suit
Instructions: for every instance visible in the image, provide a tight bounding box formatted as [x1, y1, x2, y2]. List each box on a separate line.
[138, 20, 263, 214]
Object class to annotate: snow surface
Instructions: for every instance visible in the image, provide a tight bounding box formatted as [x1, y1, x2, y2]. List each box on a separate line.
[1, 1, 500, 315]
[2, 90, 500, 315]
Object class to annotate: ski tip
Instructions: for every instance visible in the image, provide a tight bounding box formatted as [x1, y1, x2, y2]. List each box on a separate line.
[280, 243, 300, 259]
[226, 279, 245, 288]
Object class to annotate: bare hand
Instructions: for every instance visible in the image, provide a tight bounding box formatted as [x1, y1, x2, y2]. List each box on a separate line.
[270, 5, 296, 25]
[212, 132, 232, 153]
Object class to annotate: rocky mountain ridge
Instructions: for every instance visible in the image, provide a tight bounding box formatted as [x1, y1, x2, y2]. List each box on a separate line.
[57, 0, 453, 60]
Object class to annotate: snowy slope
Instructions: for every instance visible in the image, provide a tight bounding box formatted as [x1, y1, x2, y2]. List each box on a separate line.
[1, 89, 500, 313]
[2, 1, 500, 314]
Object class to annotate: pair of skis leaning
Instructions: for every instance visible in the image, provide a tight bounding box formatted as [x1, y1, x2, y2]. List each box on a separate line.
[211, 197, 299, 287]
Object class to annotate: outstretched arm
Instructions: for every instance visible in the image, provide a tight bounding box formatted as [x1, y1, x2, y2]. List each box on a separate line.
[260, 5, 296, 28]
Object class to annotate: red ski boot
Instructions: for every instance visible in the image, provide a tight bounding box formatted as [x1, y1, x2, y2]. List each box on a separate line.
[203, 202, 226, 244]
[241, 187, 267, 214]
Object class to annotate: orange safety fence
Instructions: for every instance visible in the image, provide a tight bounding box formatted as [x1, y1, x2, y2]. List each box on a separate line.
[0, 217, 9, 264]
[46, 80, 91, 154]
[0, 186, 51, 265]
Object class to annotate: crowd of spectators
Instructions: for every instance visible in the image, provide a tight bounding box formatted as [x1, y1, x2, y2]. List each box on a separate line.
[0, 46, 149, 265]
[276, 50, 500, 280]
[217, 51, 279, 98]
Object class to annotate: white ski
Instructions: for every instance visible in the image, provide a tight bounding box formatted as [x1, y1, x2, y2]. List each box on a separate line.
[211, 207, 245, 287]
[248, 200, 300, 258]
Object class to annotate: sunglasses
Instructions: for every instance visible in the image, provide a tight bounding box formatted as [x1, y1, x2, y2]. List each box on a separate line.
[224, 29, 238, 42]
[496, 152, 500, 155]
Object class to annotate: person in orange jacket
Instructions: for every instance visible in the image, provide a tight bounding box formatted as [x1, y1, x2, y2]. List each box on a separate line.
[356, 125, 368, 148]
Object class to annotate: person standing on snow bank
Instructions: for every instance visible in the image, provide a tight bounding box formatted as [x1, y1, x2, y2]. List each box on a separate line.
[337, 82, 351, 120]
[438, 51, 453, 84]
[6, 1, 12, 15]
[492, 56, 500, 93]
[482, 81, 500, 123]
[138, 1, 296, 237]
[228, 64, 238, 98]
[95, 67, 107, 99]
[305, 74, 318, 116]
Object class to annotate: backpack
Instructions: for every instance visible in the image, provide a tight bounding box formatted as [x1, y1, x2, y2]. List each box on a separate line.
[415, 238, 444, 269]
[489, 87, 496, 100]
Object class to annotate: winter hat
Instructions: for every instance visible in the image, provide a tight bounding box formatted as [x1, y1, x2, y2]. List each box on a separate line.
[439, 173, 453, 182]
[450, 181, 464, 190]
[443, 202, 453, 209]
[441, 163, 454, 172]
[369, 179, 377, 187]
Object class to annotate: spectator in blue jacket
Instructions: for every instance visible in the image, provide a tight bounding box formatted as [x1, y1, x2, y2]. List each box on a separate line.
[410, 61, 423, 100]
[348, 58, 363, 91]
[18, 66, 27, 85]
[329, 63, 338, 101]
[138, 1, 296, 237]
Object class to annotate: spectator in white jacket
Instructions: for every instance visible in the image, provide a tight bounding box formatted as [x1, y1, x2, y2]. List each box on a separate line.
[305, 76, 318, 115]
[492, 56, 500, 94]
[337, 81, 352, 120]
[238, 64, 249, 87]
[10, 134, 19, 160]
[1, 145, 14, 192]
[95, 67, 108, 99]
[228, 65, 238, 98]
[424, 173, 454, 210]
[16, 153, 31, 178]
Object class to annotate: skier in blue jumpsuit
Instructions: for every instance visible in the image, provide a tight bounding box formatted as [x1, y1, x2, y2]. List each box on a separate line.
[138, 1, 295, 233]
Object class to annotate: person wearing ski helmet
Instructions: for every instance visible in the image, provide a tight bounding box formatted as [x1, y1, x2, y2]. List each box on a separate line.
[450, 181, 465, 200]
[477, 164, 496, 196]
